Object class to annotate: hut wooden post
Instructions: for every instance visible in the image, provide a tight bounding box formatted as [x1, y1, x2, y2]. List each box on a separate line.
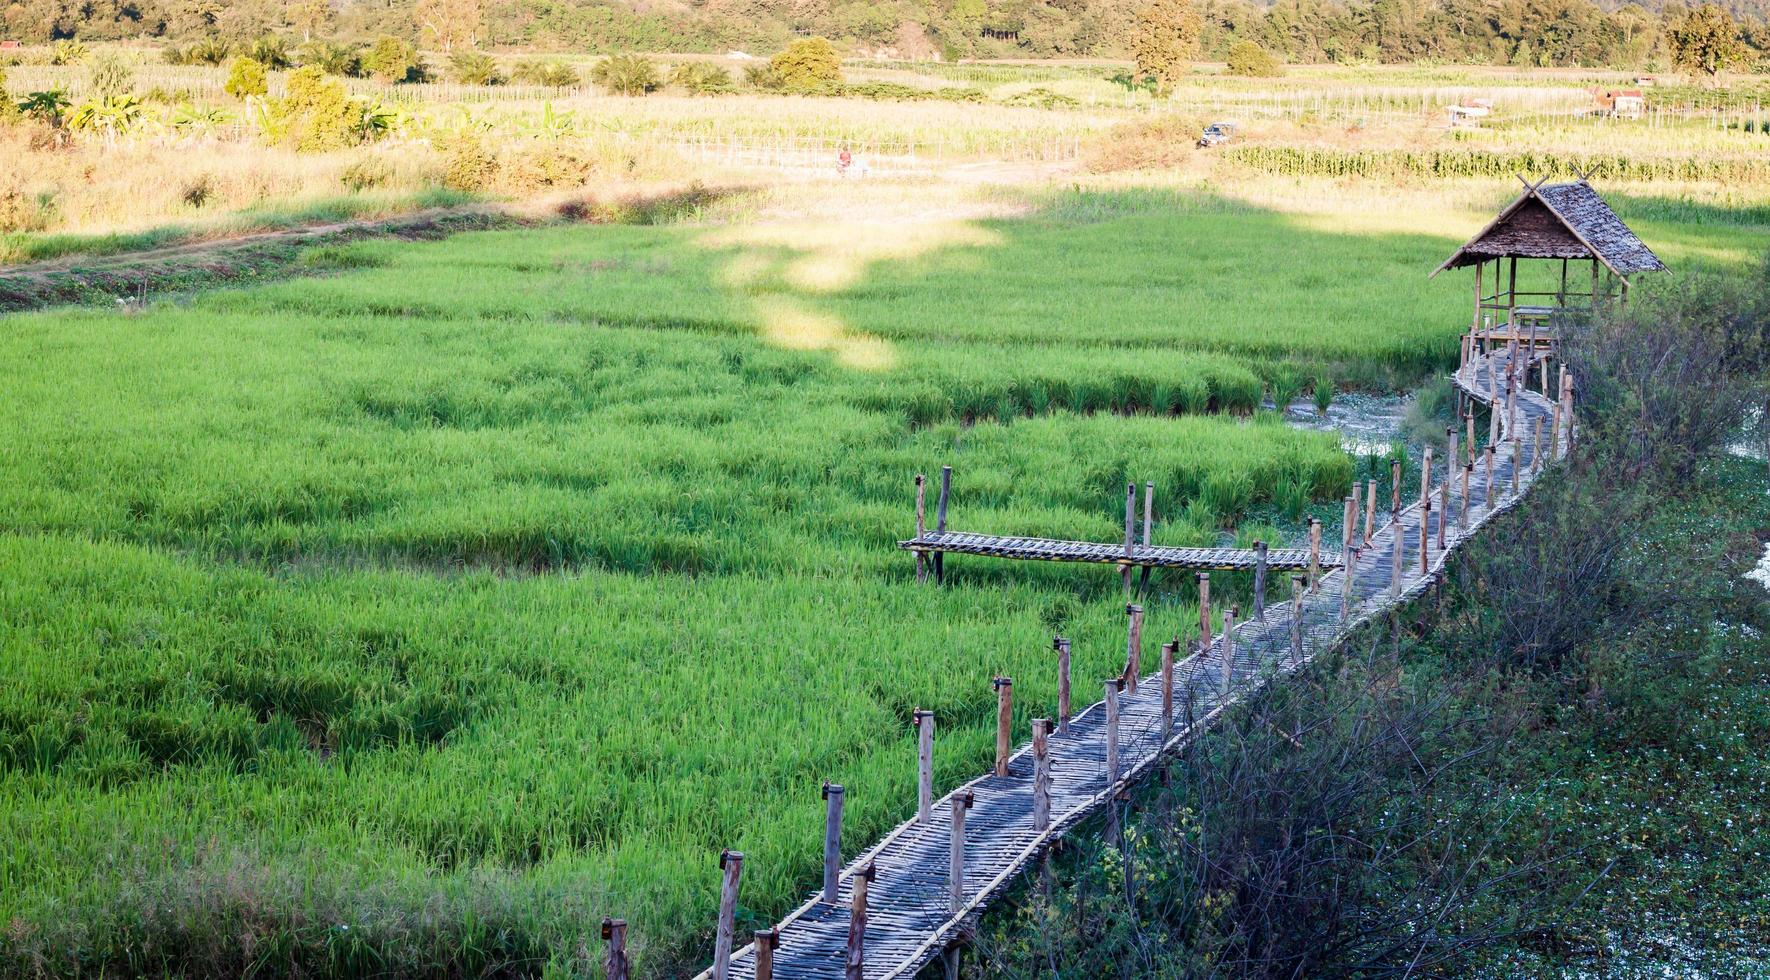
[821, 783, 845, 904]
[933, 466, 952, 584]
[602, 919, 629, 980]
[1289, 575, 1305, 666]
[1364, 480, 1377, 547]
[914, 709, 934, 826]
[1488, 362, 1501, 443]
[1197, 573, 1212, 648]
[845, 863, 875, 980]
[1253, 543, 1269, 620]
[1053, 636, 1071, 734]
[1308, 518, 1322, 592]
[1032, 719, 1052, 831]
[713, 850, 744, 980]
[753, 929, 779, 980]
[1103, 679, 1122, 786]
[914, 474, 927, 582]
[1161, 641, 1176, 734]
[948, 791, 974, 910]
[1222, 606, 1238, 691]
[993, 677, 1013, 778]
[1121, 482, 1136, 594]
[1123, 603, 1144, 693]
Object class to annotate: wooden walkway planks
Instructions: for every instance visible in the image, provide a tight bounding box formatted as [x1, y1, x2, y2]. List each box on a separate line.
[895, 531, 1337, 572]
[693, 347, 1562, 980]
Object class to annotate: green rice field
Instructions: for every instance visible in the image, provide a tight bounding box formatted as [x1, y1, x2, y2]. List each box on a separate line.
[1, 184, 1762, 976]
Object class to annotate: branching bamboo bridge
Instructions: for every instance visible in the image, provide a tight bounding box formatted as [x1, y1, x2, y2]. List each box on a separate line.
[672, 342, 1572, 980]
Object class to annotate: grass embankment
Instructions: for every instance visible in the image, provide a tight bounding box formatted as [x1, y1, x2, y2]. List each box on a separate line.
[0, 183, 1759, 976]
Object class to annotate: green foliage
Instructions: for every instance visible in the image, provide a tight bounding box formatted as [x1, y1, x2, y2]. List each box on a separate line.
[1225, 39, 1281, 76]
[1311, 367, 1333, 414]
[1133, 0, 1201, 91]
[509, 60, 578, 87]
[591, 53, 660, 95]
[668, 60, 733, 95]
[247, 36, 293, 70]
[168, 36, 232, 66]
[17, 89, 71, 127]
[48, 40, 87, 66]
[768, 37, 843, 94]
[1664, 3, 1747, 78]
[838, 81, 985, 103]
[270, 65, 370, 151]
[295, 40, 360, 77]
[999, 86, 1079, 109]
[361, 36, 422, 84]
[0, 69, 15, 123]
[66, 95, 142, 137]
[85, 53, 134, 100]
[440, 133, 498, 190]
[224, 57, 268, 100]
[447, 50, 501, 85]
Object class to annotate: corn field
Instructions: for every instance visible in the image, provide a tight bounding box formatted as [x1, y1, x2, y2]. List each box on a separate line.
[1223, 145, 1770, 184]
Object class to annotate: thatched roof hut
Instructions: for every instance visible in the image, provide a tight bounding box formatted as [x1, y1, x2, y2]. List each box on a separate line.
[1435, 179, 1664, 347]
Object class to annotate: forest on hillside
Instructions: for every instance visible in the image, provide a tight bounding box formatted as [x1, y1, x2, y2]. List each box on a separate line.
[4, 0, 1768, 74]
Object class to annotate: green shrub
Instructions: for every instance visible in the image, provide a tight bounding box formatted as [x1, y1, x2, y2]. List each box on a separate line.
[1226, 40, 1282, 76]
[440, 133, 497, 191]
[87, 53, 134, 100]
[768, 37, 842, 94]
[1083, 114, 1204, 173]
[668, 61, 732, 95]
[224, 58, 268, 100]
[591, 54, 660, 95]
[1312, 368, 1334, 415]
[186, 37, 231, 66]
[361, 36, 422, 84]
[502, 142, 595, 190]
[49, 40, 87, 66]
[998, 86, 1079, 109]
[1269, 365, 1303, 410]
[510, 60, 578, 87]
[744, 62, 784, 90]
[272, 66, 368, 151]
[247, 36, 292, 70]
[296, 41, 360, 77]
[0, 67, 17, 123]
[448, 51, 501, 85]
[339, 156, 393, 191]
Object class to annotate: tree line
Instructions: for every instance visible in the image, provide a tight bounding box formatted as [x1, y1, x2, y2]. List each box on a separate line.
[2, 0, 1765, 70]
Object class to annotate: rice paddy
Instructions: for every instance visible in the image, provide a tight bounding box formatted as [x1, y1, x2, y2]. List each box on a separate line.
[1, 177, 1765, 976]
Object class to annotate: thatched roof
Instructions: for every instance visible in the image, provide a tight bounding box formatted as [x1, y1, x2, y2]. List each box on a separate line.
[1433, 180, 1666, 278]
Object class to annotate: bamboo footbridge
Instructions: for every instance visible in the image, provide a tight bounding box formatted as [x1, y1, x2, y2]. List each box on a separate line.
[671, 340, 1574, 980]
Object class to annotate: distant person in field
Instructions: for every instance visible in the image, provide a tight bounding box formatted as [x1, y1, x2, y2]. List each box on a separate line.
[837, 144, 853, 177]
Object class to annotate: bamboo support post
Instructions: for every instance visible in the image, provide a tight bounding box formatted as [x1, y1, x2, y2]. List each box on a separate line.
[1532, 417, 1544, 471]
[1157, 641, 1175, 736]
[821, 783, 845, 904]
[934, 466, 951, 583]
[1123, 604, 1143, 693]
[1506, 374, 1518, 436]
[1420, 445, 1433, 506]
[602, 920, 629, 980]
[1466, 411, 1477, 467]
[1193, 574, 1211, 651]
[1390, 459, 1402, 516]
[713, 850, 744, 980]
[1253, 543, 1268, 620]
[1391, 524, 1403, 596]
[1460, 464, 1471, 527]
[753, 929, 778, 980]
[845, 863, 874, 980]
[1510, 438, 1519, 494]
[993, 677, 1013, 778]
[1419, 501, 1431, 574]
[1489, 364, 1501, 442]
[1052, 636, 1071, 734]
[914, 709, 934, 825]
[1142, 481, 1154, 547]
[1121, 481, 1135, 594]
[1308, 518, 1322, 592]
[1550, 400, 1562, 460]
[1289, 575, 1305, 666]
[1103, 679, 1122, 786]
[1342, 493, 1356, 560]
[1222, 606, 1238, 688]
[1484, 446, 1496, 504]
[1032, 719, 1052, 831]
[1364, 480, 1377, 547]
[948, 791, 973, 910]
[1343, 551, 1359, 619]
[914, 474, 927, 582]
